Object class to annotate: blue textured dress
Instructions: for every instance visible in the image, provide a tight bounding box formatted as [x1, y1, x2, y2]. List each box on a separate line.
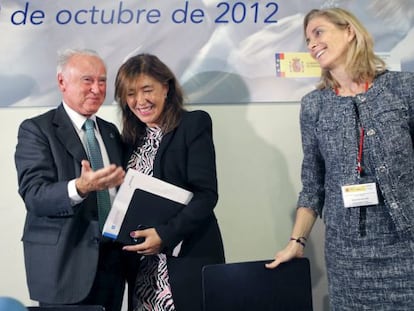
[298, 71, 414, 310]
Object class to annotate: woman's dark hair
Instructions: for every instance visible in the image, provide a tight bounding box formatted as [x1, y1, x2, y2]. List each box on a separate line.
[115, 53, 184, 145]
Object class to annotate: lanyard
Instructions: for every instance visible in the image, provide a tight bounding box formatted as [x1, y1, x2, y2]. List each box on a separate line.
[335, 82, 369, 177]
[356, 127, 364, 176]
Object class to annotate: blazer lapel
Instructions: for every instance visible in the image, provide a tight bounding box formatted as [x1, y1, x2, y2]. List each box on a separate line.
[53, 104, 87, 163]
[97, 118, 122, 166]
[153, 129, 175, 178]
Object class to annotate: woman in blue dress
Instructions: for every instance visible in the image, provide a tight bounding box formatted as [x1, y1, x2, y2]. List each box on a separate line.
[266, 7, 414, 310]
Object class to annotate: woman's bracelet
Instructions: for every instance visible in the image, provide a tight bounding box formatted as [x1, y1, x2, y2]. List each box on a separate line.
[290, 236, 307, 247]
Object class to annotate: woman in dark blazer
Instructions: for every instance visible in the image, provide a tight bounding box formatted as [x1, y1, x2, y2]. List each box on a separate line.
[115, 53, 225, 311]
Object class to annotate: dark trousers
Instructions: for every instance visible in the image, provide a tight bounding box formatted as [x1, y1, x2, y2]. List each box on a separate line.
[40, 241, 140, 311]
[81, 241, 125, 311]
[120, 248, 141, 311]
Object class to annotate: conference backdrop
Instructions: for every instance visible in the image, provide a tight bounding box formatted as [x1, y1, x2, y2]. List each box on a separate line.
[1, 0, 413, 106]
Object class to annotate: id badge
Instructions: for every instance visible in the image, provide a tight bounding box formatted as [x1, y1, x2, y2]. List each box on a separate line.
[341, 182, 379, 208]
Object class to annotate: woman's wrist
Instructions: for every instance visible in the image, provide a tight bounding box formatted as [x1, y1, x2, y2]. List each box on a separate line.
[289, 236, 307, 247]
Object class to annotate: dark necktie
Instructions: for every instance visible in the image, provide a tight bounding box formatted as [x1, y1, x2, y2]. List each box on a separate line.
[83, 118, 111, 231]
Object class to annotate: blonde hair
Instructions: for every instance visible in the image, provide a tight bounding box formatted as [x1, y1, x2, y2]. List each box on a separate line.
[303, 8, 386, 89]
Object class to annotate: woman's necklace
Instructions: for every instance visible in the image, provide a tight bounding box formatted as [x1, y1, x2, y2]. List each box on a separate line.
[334, 81, 369, 96]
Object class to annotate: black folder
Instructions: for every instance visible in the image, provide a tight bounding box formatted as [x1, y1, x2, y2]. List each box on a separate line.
[102, 169, 193, 245]
[114, 188, 186, 245]
[202, 258, 313, 311]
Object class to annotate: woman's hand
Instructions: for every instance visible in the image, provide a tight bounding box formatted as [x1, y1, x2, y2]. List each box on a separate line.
[265, 239, 305, 269]
[266, 207, 316, 269]
[122, 227, 162, 256]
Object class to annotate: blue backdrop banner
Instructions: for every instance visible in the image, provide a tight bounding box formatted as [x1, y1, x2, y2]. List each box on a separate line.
[1, 0, 413, 106]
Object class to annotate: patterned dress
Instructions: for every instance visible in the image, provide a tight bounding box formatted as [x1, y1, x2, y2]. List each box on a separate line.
[298, 71, 414, 310]
[127, 126, 176, 311]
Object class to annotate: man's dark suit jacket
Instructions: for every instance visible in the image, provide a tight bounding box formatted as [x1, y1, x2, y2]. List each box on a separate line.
[14, 104, 123, 304]
[125, 110, 225, 311]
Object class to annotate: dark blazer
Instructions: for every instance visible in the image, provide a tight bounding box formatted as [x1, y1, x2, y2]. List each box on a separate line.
[14, 104, 123, 304]
[125, 110, 225, 311]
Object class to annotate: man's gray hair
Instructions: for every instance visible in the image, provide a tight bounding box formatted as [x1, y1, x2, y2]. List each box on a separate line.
[56, 48, 105, 75]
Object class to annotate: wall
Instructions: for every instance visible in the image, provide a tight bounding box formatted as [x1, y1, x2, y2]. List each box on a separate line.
[0, 103, 329, 310]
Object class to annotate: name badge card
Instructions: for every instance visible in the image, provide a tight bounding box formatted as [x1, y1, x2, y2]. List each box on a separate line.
[341, 182, 379, 208]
